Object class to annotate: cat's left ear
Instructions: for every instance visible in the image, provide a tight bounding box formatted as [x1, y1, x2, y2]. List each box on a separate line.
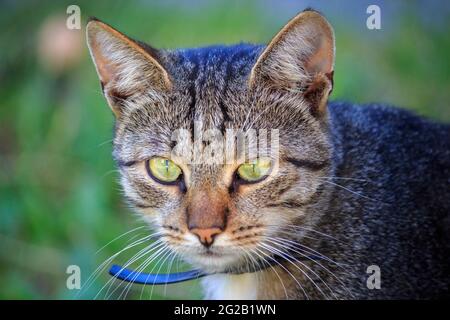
[86, 18, 171, 117]
[249, 10, 335, 116]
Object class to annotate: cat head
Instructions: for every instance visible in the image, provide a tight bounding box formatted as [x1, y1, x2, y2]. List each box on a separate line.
[86, 10, 335, 273]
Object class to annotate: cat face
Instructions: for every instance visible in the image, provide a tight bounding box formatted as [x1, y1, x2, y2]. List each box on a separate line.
[87, 10, 335, 273]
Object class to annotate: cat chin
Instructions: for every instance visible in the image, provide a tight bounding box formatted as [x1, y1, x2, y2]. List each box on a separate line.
[184, 252, 245, 274]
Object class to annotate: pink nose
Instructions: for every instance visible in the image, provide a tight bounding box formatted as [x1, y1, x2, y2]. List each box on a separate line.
[190, 227, 222, 247]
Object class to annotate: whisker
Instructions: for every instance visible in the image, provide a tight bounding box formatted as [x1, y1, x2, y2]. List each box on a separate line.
[260, 242, 330, 299]
[111, 243, 168, 300]
[149, 249, 175, 300]
[261, 240, 336, 299]
[163, 250, 179, 297]
[319, 176, 372, 183]
[135, 245, 172, 300]
[265, 227, 351, 268]
[118, 248, 162, 300]
[247, 247, 289, 300]
[78, 232, 159, 297]
[267, 236, 355, 298]
[97, 240, 164, 299]
[100, 169, 120, 180]
[121, 244, 171, 300]
[95, 226, 147, 255]
[244, 100, 276, 133]
[255, 247, 308, 299]
[278, 224, 348, 244]
[322, 180, 383, 203]
[97, 138, 114, 148]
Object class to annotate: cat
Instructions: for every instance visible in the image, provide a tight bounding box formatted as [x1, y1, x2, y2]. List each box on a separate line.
[86, 9, 450, 299]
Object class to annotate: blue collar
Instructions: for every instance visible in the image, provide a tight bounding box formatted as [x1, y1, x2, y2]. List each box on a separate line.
[109, 264, 208, 285]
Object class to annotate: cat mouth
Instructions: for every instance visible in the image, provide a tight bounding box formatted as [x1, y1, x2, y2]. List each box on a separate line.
[184, 247, 246, 273]
[200, 249, 220, 257]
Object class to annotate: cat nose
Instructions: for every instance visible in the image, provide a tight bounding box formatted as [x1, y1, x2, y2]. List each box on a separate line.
[190, 227, 222, 247]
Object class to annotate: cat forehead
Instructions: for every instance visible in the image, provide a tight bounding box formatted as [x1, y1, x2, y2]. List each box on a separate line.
[116, 44, 266, 130]
[117, 40, 314, 136]
[165, 44, 264, 88]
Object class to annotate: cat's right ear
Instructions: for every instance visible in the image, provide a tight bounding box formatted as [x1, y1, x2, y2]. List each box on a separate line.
[249, 10, 335, 116]
[86, 18, 171, 117]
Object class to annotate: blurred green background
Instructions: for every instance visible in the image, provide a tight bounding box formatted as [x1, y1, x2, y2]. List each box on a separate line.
[0, 0, 449, 299]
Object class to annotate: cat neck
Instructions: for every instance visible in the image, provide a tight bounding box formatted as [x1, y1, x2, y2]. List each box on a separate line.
[201, 272, 259, 300]
[201, 266, 295, 299]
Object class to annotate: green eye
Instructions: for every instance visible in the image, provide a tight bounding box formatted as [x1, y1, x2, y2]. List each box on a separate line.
[147, 157, 182, 183]
[237, 158, 272, 182]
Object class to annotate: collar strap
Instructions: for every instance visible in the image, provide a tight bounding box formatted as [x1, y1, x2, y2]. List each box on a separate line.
[109, 253, 322, 285]
[109, 264, 207, 284]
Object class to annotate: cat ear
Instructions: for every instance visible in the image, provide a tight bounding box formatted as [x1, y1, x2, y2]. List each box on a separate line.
[86, 18, 171, 117]
[249, 10, 335, 115]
